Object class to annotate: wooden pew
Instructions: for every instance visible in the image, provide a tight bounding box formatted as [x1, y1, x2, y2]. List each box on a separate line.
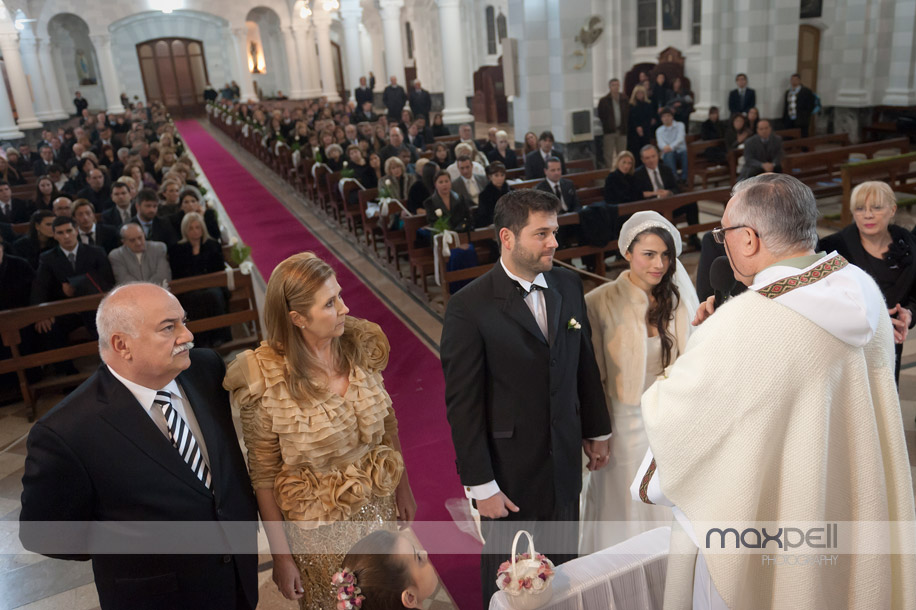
[403, 213, 435, 292]
[686, 139, 730, 190]
[839, 152, 916, 225]
[509, 168, 610, 191]
[782, 137, 910, 194]
[0, 269, 262, 421]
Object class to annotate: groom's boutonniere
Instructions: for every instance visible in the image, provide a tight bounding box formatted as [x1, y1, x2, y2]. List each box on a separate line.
[567, 317, 582, 330]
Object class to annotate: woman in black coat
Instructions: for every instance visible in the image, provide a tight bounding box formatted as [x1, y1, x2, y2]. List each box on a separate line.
[422, 170, 471, 232]
[602, 151, 642, 205]
[486, 130, 518, 169]
[627, 85, 655, 159]
[169, 212, 231, 347]
[12, 210, 56, 270]
[475, 163, 510, 228]
[407, 160, 437, 215]
[818, 181, 916, 382]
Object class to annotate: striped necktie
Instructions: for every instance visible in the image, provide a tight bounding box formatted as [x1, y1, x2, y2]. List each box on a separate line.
[153, 390, 212, 490]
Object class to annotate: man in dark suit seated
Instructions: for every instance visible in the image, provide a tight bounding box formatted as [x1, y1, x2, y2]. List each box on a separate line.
[0, 180, 34, 224]
[378, 126, 418, 165]
[524, 131, 567, 179]
[536, 157, 581, 249]
[76, 169, 113, 212]
[728, 73, 756, 116]
[130, 189, 178, 247]
[354, 100, 379, 124]
[634, 145, 700, 247]
[73, 199, 119, 254]
[535, 157, 580, 213]
[100, 182, 134, 228]
[440, 189, 611, 607]
[739, 119, 784, 181]
[33, 145, 56, 176]
[20, 282, 259, 610]
[30, 216, 115, 372]
[0, 235, 34, 311]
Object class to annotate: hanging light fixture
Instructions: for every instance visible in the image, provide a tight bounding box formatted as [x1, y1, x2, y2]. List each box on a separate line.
[299, 2, 312, 19]
[322, 0, 340, 11]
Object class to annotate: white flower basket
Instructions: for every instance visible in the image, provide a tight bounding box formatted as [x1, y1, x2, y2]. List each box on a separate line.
[496, 530, 555, 610]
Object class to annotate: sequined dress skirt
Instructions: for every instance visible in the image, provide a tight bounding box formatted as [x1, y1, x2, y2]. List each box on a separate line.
[286, 493, 397, 610]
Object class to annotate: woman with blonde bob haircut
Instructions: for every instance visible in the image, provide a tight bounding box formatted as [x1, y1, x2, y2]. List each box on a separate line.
[223, 252, 416, 609]
[819, 180, 916, 382]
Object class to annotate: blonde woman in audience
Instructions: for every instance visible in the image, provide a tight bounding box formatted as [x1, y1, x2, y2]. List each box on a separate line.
[381, 156, 416, 200]
[580, 211, 699, 553]
[223, 252, 416, 609]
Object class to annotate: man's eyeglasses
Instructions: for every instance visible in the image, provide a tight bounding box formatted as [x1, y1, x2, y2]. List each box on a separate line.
[711, 225, 759, 244]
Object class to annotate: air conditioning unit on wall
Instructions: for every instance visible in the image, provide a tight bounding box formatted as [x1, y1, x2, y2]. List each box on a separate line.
[566, 109, 593, 143]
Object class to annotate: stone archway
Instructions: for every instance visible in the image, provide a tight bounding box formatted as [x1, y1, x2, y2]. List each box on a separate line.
[47, 13, 103, 111]
[245, 6, 289, 98]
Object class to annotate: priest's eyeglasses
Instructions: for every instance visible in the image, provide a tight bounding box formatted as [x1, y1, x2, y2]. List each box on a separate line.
[711, 225, 760, 244]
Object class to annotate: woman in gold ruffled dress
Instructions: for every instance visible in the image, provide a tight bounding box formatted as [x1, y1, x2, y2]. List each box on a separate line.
[223, 252, 416, 609]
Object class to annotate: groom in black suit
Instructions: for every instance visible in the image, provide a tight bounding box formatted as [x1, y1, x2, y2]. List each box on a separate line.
[441, 189, 611, 608]
[20, 283, 258, 610]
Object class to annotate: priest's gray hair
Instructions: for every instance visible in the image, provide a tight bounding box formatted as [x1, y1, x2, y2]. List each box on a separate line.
[729, 173, 818, 256]
[96, 283, 145, 358]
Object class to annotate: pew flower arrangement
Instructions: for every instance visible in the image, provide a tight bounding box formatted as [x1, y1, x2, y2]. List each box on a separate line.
[340, 160, 354, 179]
[431, 207, 451, 234]
[228, 236, 254, 275]
[377, 178, 393, 199]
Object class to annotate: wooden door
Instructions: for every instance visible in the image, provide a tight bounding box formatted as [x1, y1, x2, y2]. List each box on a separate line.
[797, 26, 819, 92]
[137, 38, 210, 118]
[797, 25, 820, 136]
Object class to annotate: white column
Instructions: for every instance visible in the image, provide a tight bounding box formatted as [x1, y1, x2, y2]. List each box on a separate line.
[36, 38, 70, 119]
[882, 0, 916, 105]
[379, 0, 405, 85]
[340, 0, 364, 94]
[435, 0, 474, 124]
[283, 27, 305, 99]
[0, 32, 42, 129]
[695, 0, 726, 117]
[293, 25, 322, 98]
[89, 34, 126, 114]
[19, 30, 55, 121]
[50, 42, 71, 113]
[0, 72, 23, 139]
[231, 27, 259, 101]
[312, 9, 341, 102]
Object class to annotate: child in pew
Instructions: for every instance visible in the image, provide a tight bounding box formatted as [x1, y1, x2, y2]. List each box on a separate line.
[335, 530, 439, 610]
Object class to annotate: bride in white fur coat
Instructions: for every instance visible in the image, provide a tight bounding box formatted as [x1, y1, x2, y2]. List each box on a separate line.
[579, 211, 699, 554]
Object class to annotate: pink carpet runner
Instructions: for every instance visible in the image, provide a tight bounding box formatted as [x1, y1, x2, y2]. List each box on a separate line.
[176, 120, 480, 608]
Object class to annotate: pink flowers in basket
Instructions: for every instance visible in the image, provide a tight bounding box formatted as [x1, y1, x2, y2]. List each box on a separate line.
[496, 552, 555, 595]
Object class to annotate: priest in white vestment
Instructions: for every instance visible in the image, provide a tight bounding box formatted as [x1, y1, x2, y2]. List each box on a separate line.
[634, 174, 916, 609]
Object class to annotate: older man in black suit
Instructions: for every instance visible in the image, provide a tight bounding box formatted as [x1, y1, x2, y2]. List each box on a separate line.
[20, 282, 259, 610]
[441, 189, 611, 608]
[408, 79, 432, 121]
[739, 119, 784, 180]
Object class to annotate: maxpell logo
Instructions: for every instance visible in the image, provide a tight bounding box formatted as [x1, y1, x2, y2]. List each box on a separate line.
[706, 524, 839, 549]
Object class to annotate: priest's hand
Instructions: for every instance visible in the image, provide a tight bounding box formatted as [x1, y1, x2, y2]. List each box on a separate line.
[583, 438, 611, 471]
[692, 295, 716, 326]
[889, 304, 911, 343]
[477, 492, 520, 519]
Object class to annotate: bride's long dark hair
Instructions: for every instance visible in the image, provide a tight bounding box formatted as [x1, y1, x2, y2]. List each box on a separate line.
[628, 227, 680, 368]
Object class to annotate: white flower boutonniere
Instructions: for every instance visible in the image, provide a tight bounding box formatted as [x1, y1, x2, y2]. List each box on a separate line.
[567, 317, 582, 330]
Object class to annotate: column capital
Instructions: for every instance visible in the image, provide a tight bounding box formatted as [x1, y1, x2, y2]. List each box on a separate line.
[0, 32, 19, 47]
[434, 0, 462, 9]
[231, 26, 249, 40]
[312, 10, 333, 28]
[379, 0, 404, 17]
[340, 6, 362, 21]
[89, 33, 111, 47]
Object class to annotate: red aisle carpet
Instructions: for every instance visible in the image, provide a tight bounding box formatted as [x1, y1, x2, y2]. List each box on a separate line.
[176, 120, 479, 608]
